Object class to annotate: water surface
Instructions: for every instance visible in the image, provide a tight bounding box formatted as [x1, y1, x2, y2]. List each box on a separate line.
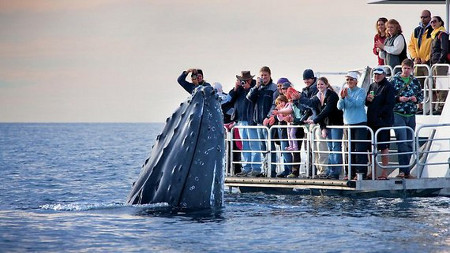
[1, 123, 449, 252]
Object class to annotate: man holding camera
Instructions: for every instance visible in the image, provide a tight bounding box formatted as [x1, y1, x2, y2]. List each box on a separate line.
[228, 71, 259, 177]
[177, 68, 211, 94]
[246, 66, 277, 177]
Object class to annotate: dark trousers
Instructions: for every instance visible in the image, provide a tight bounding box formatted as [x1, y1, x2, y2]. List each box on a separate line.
[291, 127, 305, 175]
[346, 124, 369, 177]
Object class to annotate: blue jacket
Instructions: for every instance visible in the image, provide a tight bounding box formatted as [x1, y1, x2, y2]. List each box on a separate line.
[365, 77, 395, 127]
[337, 86, 367, 125]
[177, 71, 211, 94]
[246, 81, 277, 124]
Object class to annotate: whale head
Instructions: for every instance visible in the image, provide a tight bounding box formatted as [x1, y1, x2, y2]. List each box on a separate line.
[126, 85, 225, 210]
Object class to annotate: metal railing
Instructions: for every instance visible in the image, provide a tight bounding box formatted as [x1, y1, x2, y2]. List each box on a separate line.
[374, 126, 416, 170]
[415, 123, 450, 178]
[369, 64, 449, 116]
[430, 64, 450, 115]
[268, 125, 309, 177]
[224, 123, 450, 180]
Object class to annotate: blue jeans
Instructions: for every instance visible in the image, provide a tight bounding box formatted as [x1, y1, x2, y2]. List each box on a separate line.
[257, 126, 273, 174]
[327, 128, 343, 177]
[393, 114, 415, 175]
[237, 121, 261, 172]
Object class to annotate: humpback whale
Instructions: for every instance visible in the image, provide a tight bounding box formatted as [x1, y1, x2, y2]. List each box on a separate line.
[126, 85, 225, 210]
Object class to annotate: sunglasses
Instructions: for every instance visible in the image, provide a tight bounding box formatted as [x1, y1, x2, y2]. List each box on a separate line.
[431, 20, 438, 24]
[420, 16, 430, 19]
[346, 78, 355, 81]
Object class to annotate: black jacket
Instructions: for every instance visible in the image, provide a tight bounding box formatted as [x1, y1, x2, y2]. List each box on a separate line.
[431, 31, 449, 64]
[227, 86, 254, 124]
[298, 89, 343, 129]
[292, 79, 318, 125]
[177, 71, 211, 94]
[365, 77, 395, 127]
[246, 81, 277, 124]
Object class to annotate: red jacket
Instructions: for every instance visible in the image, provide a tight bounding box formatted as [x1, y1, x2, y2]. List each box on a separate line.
[373, 34, 386, 65]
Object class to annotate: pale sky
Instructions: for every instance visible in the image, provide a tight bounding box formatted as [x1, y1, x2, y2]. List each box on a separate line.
[0, 0, 443, 122]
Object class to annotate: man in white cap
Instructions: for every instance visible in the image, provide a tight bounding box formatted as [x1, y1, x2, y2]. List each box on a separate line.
[337, 71, 368, 180]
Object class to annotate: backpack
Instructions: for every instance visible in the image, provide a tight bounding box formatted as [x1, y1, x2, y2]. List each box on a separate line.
[437, 31, 450, 63]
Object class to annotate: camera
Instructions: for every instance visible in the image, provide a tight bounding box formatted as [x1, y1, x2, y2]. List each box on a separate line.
[240, 80, 246, 86]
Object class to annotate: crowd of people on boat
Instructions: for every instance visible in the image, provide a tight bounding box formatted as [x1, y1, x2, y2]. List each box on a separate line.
[374, 10, 448, 111]
[176, 9, 448, 181]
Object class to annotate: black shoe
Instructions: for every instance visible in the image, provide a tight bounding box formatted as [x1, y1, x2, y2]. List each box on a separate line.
[235, 171, 249, 177]
[248, 171, 263, 177]
[276, 172, 288, 178]
[328, 174, 340, 180]
[314, 174, 328, 179]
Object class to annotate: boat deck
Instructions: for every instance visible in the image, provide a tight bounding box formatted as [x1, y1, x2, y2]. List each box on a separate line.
[224, 65, 450, 197]
[225, 177, 450, 197]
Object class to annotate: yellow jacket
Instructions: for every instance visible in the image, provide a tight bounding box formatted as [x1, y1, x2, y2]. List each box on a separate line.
[408, 25, 433, 63]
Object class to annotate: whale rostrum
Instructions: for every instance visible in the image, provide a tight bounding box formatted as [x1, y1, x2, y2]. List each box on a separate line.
[126, 86, 225, 209]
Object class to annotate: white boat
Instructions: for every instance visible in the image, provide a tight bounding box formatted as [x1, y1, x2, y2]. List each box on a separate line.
[224, 65, 450, 197]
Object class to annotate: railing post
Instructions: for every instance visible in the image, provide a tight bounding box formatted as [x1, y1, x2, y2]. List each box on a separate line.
[430, 63, 450, 114]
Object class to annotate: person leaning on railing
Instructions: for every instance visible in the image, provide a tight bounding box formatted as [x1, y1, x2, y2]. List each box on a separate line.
[263, 79, 294, 178]
[300, 77, 344, 180]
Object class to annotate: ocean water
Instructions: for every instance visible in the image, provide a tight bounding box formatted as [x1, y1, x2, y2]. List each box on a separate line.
[1, 123, 449, 253]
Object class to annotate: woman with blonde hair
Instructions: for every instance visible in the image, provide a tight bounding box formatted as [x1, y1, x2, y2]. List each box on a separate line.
[376, 19, 407, 69]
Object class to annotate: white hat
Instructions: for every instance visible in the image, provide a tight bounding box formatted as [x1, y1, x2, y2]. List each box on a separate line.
[213, 82, 223, 93]
[345, 71, 359, 80]
[373, 67, 386, 75]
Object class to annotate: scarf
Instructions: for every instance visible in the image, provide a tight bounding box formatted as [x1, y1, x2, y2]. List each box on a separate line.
[431, 26, 446, 39]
